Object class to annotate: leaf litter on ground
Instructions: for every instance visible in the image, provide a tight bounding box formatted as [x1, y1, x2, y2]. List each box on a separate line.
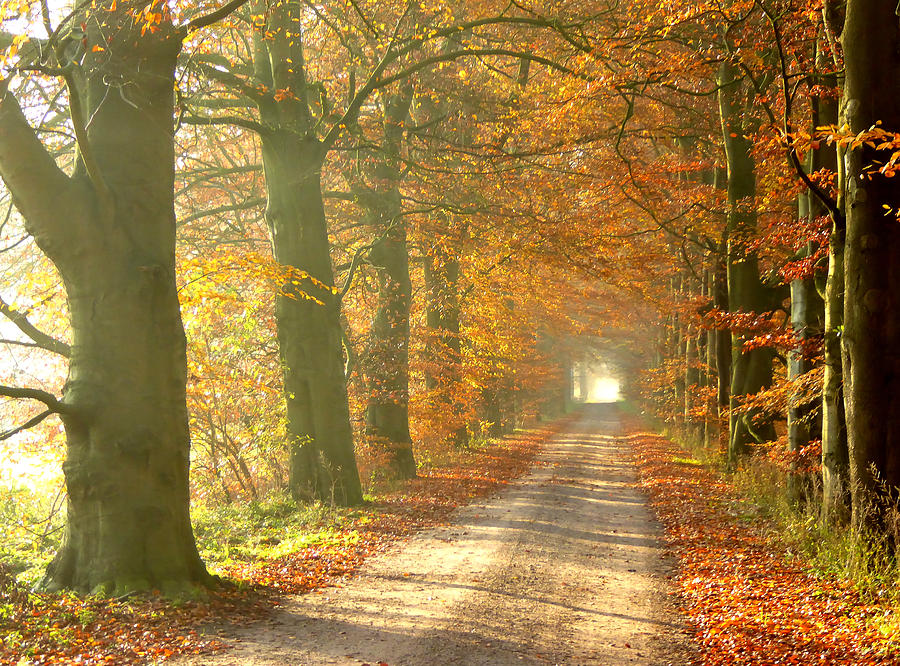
[1, 418, 571, 665]
[625, 415, 900, 665]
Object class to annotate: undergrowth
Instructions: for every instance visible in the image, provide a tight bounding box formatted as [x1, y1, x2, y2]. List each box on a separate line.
[667, 424, 900, 645]
[731, 456, 900, 608]
[192, 492, 354, 569]
[0, 483, 65, 587]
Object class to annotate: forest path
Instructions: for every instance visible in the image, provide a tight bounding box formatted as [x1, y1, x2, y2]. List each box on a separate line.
[178, 404, 692, 665]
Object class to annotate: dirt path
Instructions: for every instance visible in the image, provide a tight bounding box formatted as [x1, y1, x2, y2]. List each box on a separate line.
[178, 404, 692, 665]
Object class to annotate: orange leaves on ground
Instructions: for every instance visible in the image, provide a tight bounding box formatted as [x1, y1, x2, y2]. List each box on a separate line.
[626, 417, 898, 665]
[0, 566, 225, 665]
[2, 420, 565, 665]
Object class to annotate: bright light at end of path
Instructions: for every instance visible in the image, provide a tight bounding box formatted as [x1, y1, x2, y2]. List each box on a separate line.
[587, 377, 620, 403]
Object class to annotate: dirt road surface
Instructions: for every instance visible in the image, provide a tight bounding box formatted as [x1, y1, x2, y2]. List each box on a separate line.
[178, 404, 693, 665]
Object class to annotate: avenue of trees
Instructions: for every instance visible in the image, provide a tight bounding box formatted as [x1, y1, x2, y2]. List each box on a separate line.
[1, 0, 900, 595]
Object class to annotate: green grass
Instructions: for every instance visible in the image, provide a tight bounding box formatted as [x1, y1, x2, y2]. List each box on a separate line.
[1, 485, 369, 586]
[191, 491, 358, 569]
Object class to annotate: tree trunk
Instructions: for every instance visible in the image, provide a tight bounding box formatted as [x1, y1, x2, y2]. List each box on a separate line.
[250, 2, 362, 505]
[0, 13, 211, 593]
[260, 133, 363, 505]
[672, 279, 685, 423]
[840, 1, 900, 526]
[788, 82, 830, 502]
[685, 331, 700, 438]
[718, 61, 775, 464]
[363, 88, 416, 478]
[814, 59, 847, 519]
[788, 242, 823, 502]
[713, 260, 731, 420]
[423, 233, 466, 446]
[788, 191, 824, 460]
[822, 220, 848, 516]
[705, 264, 728, 449]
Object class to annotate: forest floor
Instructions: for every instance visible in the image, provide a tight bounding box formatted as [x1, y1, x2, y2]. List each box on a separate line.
[9, 405, 899, 664]
[173, 403, 692, 666]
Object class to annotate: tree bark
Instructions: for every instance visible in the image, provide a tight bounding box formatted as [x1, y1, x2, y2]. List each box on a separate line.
[712, 260, 731, 419]
[259, 133, 363, 505]
[840, 0, 900, 526]
[788, 82, 829, 503]
[0, 12, 211, 593]
[822, 219, 848, 516]
[718, 61, 775, 464]
[814, 48, 848, 519]
[360, 87, 417, 478]
[251, 3, 363, 505]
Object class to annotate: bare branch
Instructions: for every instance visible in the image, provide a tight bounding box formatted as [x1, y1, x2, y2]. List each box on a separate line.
[0, 385, 68, 413]
[0, 409, 54, 441]
[181, 0, 253, 36]
[177, 196, 265, 226]
[0, 295, 70, 357]
[181, 112, 268, 135]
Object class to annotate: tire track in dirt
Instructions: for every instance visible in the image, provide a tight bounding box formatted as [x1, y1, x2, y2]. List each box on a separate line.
[177, 404, 693, 665]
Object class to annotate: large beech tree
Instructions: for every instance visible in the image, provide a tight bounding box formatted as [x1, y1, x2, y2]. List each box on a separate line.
[840, 0, 900, 526]
[0, 0, 245, 593]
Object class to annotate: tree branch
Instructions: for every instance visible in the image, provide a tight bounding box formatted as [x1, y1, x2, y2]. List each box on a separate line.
[0, 87, 78, 242]
[177, 196, 265, 226]
[323, 44, 580, 152]
[0, 295, 70, 357]
[337, 243, 374, 301]
[0, 409, 55, 441]
[374, 48, 585, 92]
[62, 66, 113, 217]
[189, 59, 269, 103]
[181, 0, 253, 36]
[0, 385, 68, 413]
[181, 113, 267, 135]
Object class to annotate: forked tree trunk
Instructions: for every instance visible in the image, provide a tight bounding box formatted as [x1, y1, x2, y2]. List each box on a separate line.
[251, 2, 362, 505]
[0, 12, 210, 593]
[840, 1, 900, 526]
